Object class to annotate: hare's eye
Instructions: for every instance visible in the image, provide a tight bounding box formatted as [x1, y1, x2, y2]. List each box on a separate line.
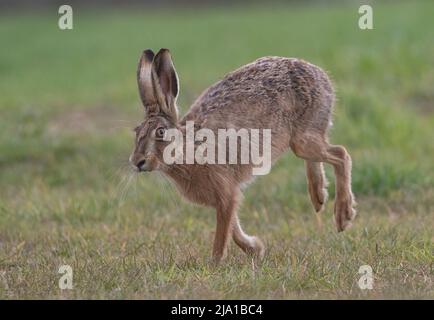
[155, 127, 165, 139]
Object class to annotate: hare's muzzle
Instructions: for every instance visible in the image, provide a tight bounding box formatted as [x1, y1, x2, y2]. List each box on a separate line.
[135, 159, 146, 171]
[130, 155, 149, 172]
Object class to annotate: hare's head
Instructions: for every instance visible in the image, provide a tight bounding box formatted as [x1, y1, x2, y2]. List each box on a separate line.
[130, 49, 180, 172]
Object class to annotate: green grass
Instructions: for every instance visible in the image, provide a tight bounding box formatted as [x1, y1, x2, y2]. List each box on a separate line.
[0, 1, 433, 299]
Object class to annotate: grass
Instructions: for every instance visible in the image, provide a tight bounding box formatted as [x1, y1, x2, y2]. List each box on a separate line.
[0, 1, 433, 299]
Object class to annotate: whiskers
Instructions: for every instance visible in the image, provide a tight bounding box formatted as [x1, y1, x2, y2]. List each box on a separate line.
[155, 171, 183, 215]
[108, 155, 185, 215]
[113, 166, 137, 208]
[120, 172, 136, 206]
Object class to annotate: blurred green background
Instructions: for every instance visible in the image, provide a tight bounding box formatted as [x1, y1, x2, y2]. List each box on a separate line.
[0, 0, 433, 299]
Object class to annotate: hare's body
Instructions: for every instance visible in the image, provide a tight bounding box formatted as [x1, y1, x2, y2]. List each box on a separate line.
[183, 57, 334, 169]
[130, 50, 356, 264]
[184, 57, 333, 138]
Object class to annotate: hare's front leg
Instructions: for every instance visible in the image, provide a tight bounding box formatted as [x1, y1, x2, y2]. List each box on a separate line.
[232, 215, 265, 259]
[212, 190, 265, 264]
[212, 202, 235, 264]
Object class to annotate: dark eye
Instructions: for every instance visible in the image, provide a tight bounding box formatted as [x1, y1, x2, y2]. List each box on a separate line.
[155, 127, 165, 139]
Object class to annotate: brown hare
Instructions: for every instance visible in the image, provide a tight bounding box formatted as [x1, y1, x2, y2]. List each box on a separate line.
[129, 48, 356, 264]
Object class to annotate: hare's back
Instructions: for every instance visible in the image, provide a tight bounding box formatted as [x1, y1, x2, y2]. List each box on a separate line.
[182, 56, 334, 131]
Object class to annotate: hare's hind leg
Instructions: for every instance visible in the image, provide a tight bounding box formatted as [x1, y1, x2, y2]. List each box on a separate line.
[325, 145, 356, 231]
[232, 215, 265, 259]
[305, 161, 328, 213]
[290, 133, 356, 232]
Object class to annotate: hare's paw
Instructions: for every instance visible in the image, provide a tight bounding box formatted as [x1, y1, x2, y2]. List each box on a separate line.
[334, 196, 356, 232]
[246, 236, 265, 260]
[310, 185, 328, 213]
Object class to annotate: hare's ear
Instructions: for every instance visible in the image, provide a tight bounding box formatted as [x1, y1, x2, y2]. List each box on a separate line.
[152, 48, 179, 122]
[137, 49, 159, 115]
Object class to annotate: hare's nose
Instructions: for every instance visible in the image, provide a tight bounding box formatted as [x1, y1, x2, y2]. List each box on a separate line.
[136, 159, 146, 171]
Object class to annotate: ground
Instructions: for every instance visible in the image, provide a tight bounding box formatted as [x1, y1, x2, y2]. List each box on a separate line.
[0, 1, 433, 299]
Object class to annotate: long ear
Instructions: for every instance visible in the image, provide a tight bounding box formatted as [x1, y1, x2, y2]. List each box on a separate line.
[152, 48, 179, 122]
[137, 49, 159, 115]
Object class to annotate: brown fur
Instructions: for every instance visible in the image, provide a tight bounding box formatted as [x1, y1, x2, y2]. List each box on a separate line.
[130, 49, 356, 264]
